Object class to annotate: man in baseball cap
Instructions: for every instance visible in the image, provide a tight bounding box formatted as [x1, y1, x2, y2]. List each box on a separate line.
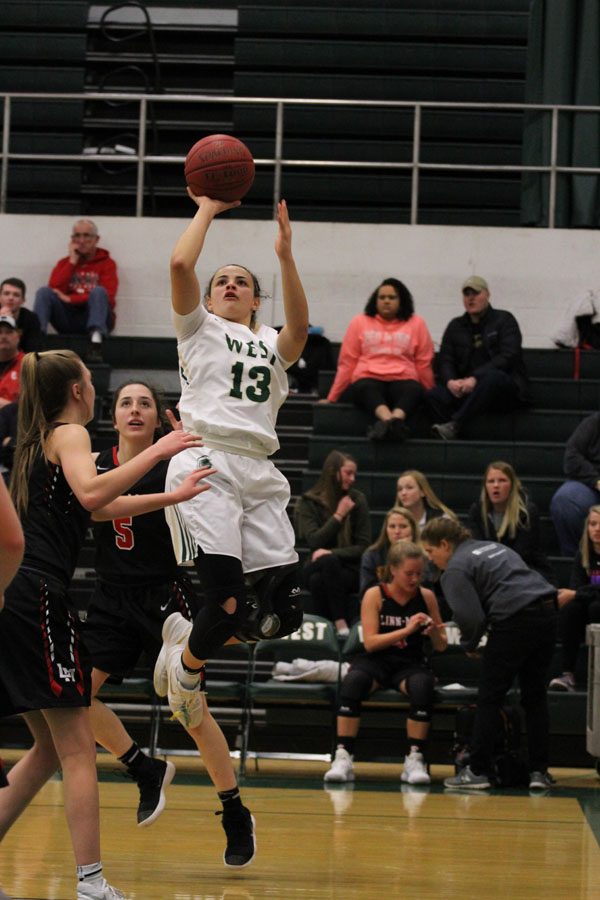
[0, 314, 24, 409]
[427, 276, 530, 440]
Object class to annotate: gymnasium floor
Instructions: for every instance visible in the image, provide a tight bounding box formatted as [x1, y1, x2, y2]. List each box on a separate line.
[1, 756, 599, 899]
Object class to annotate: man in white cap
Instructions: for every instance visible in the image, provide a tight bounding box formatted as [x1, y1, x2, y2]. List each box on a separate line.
[427, 276, 530, 440]
[0, 315, 24, 409]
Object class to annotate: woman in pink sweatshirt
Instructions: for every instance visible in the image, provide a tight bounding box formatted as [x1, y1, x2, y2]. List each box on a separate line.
[325, 278, 434, 441]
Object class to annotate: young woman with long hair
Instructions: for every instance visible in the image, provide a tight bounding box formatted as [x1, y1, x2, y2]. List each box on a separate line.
[359, 506, 418, 597]
[467, 460, 554, 581]
[84, 379, 254, 865]
[324, 541, 446, 784]
[0, 351, 205, 900]
[323, 278, 434, 441]
[152, 192, 309, 864]
[395, 469, 456, 527]
[295, 449, 371, 636]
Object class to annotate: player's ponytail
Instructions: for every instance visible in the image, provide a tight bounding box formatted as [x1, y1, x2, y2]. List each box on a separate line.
[11, 350, 84, 515]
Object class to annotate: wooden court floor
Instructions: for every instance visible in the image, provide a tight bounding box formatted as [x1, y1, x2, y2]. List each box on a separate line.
[0, 757, 599, 900]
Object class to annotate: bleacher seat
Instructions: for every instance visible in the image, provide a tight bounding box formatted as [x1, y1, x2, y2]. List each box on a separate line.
[242, 615, 341, 769]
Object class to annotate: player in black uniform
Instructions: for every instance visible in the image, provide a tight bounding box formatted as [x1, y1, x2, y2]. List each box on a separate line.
[85, 380, 256, 866]
[324, 540, 447, 785]
[0, 477, 24, 900]
[0, 350, 207, 900]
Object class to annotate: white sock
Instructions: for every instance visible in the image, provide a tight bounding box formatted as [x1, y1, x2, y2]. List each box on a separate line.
[90, 330, 102, 344]
[175, 657, 201, 690]
[77, 861, 103, 885]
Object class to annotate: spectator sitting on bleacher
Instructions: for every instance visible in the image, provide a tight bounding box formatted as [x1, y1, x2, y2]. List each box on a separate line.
[0, 315, 24, 410]
[396, 469, 456, 528]
[550, 505, 600, 692]
[0, 277, 43, 353]
[286, 324, 334, 393]
[359, 506, 419, 598]
[467, 460, 555, 583]
[322, 278, 434, 442]
[34, 219, 118, 363]
[427, 276, 530, 441]
[550, 412, 600, 556]
[295, 449, 371, 637]
[323, 540, 447, 785]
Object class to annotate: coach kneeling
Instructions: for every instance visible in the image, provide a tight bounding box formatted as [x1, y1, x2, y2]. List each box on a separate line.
[421, 518, 557, 791]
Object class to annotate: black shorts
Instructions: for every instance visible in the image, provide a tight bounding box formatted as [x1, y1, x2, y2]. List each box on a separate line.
[82, 574, 200, 680]
[350, 651, 430, 692]
[0, 569, 91, 717]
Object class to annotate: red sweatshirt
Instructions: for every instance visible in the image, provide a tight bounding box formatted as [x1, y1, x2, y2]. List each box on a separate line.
[327, 313, 435, 402]
[0, 351, 24, 404]
[49, 248, 119, 312]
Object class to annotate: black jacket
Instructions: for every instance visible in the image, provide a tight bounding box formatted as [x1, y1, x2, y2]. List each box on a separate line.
[563, 412, 600, 488]
[436, 305, 530, 403]
[15, 306, 43, 353]
[294, 489, 371, 568]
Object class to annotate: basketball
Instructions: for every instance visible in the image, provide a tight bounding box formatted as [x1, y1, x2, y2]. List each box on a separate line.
[184, 134, 255, 202]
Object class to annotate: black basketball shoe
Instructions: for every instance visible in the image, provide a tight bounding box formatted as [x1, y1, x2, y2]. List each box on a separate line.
[134, 757, 176, 827]
[216, 805, 256, 867]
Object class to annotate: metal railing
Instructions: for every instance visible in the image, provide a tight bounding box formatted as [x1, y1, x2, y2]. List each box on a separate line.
[2, 90, 600, 225]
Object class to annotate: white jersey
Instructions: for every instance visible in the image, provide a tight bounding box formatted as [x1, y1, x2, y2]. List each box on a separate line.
[174, 304, 291, 458]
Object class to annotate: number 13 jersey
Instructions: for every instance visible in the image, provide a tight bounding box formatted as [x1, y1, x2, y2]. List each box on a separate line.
[174, 304, 291, 458]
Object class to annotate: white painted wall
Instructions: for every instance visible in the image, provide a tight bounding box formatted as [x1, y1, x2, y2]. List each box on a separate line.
[2, 213, 598, 347]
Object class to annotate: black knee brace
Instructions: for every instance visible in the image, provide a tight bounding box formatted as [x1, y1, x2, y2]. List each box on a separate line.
[235, 563, 303, 642]
[405, 670, 435, 723]
[338, 667, 372, 718]
[190, 552, 247, 658]
[194, 551, 247, 607]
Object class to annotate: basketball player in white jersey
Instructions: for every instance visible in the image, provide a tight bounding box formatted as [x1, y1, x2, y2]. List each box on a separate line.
[155, 191, 308, 866]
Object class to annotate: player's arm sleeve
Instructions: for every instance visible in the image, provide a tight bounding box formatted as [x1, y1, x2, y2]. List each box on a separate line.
[172, 303, 208, 341]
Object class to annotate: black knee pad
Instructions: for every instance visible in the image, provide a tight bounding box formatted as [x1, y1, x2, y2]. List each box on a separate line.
[236, 563, 303, 642]
[188, 602, 240, 660]
[338, 667, 372, 717]
[405, 670, 435, 723]
[190, 552, 247, 658]
[194, 551, 247, 607]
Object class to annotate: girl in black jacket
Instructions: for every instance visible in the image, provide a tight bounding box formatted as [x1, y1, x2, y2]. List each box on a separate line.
[467, 460, 555, 583]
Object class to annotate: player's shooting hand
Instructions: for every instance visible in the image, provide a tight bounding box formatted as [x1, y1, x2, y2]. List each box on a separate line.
[186, 188, 241, 216]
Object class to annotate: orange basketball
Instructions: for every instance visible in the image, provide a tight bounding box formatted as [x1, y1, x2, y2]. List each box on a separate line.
[184, 134, 255, 202]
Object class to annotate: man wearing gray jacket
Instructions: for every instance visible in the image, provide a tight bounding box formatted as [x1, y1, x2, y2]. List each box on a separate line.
[421, 518, 557, 791]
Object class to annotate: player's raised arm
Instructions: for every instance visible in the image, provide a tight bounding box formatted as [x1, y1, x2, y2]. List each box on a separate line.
[275, 200, 309, 364]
